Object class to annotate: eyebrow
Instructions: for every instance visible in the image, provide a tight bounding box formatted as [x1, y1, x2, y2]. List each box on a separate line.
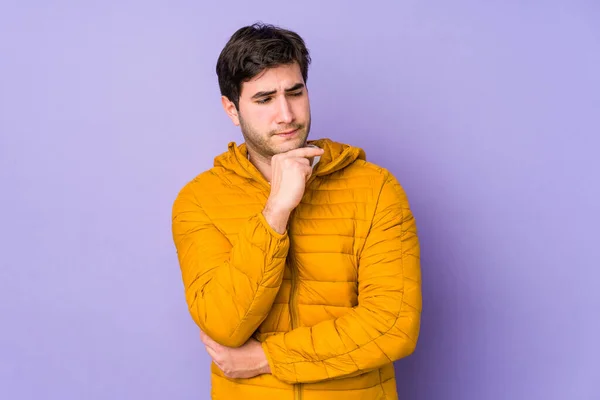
[251, 83, 305, 100]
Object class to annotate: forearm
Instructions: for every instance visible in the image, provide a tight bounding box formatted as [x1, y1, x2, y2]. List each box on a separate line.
[180, 212, 289, 347]
[262, 171, 422, 383]
[262, 292, 421, 383]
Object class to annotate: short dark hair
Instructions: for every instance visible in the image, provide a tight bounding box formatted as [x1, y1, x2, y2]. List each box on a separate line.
[216, 23, 311, 109]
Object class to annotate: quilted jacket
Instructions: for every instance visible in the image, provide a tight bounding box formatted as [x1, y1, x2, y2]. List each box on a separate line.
[171, 138, 422, 399]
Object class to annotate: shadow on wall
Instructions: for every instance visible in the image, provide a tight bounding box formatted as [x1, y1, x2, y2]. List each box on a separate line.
[353, 137, 482, 399]
[384, 152, 484, 400]
[393, 200, 461, 399]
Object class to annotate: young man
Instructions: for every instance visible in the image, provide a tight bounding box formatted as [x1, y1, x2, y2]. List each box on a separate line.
[171, 23, 422, 400]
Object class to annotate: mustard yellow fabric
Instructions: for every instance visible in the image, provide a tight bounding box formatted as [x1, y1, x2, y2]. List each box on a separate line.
[172, 138, 422, 399]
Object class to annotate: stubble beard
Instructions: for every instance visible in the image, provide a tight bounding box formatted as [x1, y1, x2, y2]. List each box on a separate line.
[239, 115, 311, 159]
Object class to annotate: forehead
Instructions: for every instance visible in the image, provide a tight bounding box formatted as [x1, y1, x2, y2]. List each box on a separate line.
[240, 63, 304, 97]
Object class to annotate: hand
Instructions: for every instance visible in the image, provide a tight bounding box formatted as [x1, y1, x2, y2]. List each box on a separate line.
[263, 146, 324, 233]
[200, 330, 271, 379]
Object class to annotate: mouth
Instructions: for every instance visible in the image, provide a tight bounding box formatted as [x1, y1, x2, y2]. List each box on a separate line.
[275, 128, 300, 137]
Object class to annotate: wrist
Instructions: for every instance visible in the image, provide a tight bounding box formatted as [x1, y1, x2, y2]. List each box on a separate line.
[262, 200, 291, 234]
[258, 346, 272, 375]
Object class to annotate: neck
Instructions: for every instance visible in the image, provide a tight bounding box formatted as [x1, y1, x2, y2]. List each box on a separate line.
[247, 148, 273, 183]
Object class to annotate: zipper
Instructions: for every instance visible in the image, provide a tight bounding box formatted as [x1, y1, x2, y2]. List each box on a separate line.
[289, 175, 321, 400]
[290, 262, 302, 400]
[288, 209, 303, 400]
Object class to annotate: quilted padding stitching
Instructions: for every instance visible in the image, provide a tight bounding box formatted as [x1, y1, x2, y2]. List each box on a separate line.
[272, 173, 416, 365]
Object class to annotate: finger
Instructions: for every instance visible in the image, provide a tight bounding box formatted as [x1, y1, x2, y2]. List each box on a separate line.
[200, 332, 220, 352]
[302, 165, 313, 182]
[200, 330, 210, 345]
[205, 345, 226, 370]
[292, 157, 311, 166]
[205, 344, 220, 361]
[200, 330, 214, 344]
[206, 347, 224, 369]
[204, 340, 219, 353]
[282, 147, 324, 159]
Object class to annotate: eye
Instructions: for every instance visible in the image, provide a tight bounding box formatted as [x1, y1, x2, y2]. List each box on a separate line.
[256, 97, 271, 104]
[290, 91, 303, 97]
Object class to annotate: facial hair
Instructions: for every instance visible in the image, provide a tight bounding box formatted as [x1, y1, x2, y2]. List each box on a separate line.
[239, 113, 311, 158]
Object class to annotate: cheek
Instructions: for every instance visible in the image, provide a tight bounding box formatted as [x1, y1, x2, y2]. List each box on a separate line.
[251, 106, 276, 127]
[295, 99, 310, 119]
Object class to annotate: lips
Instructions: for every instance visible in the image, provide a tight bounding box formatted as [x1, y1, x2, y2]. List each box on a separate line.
[276, 128, 299, 136]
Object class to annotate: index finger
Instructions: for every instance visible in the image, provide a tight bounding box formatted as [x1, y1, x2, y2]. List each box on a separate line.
[200, 331, 220, 351]
[284, 146, 324, 158]
[200, 330, 214, 344]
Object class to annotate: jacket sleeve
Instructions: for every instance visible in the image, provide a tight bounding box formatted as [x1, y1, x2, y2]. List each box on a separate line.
[261, 172, 421, 383]
[172, 182, 289, 348]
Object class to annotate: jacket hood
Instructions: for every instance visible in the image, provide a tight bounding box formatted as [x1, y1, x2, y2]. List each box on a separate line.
[213, 138, 366, 181]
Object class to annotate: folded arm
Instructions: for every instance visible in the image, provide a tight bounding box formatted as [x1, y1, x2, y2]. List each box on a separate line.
[172, 183, 289, 348]
[262, 172, 422, 383]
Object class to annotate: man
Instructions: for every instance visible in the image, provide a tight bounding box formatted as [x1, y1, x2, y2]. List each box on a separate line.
[171, 23, 421, 400]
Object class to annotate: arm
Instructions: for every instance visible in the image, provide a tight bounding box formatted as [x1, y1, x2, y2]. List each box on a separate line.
[172, 182, 289, 348]
[261, 172, 422, 383]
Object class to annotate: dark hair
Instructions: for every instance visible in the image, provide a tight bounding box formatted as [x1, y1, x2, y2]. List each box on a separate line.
[216, 23, 311, 109]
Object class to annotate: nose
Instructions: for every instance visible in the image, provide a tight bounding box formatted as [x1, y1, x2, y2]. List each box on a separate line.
[276, 96, 294, 124]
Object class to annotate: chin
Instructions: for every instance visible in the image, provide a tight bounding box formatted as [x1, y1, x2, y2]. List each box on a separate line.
[271, 144, 297, 155]
[272, 135, 307, 154]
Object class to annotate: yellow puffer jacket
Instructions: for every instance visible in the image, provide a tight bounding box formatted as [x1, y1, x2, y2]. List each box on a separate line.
[172, 138, 421, 399]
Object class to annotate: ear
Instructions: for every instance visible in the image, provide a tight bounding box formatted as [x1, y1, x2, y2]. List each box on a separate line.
[221, 96, 240, 126]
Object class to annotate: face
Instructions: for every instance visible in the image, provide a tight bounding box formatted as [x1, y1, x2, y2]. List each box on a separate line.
[221, 62, 311, 158]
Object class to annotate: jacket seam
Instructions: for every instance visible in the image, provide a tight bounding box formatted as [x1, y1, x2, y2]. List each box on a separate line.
[356, 172, 387, 261]
[227, 214, 288, 340]
[186, 185, 228, 238]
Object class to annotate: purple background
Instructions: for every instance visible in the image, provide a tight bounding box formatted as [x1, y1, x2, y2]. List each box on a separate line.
[1, 1, 599, 399]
